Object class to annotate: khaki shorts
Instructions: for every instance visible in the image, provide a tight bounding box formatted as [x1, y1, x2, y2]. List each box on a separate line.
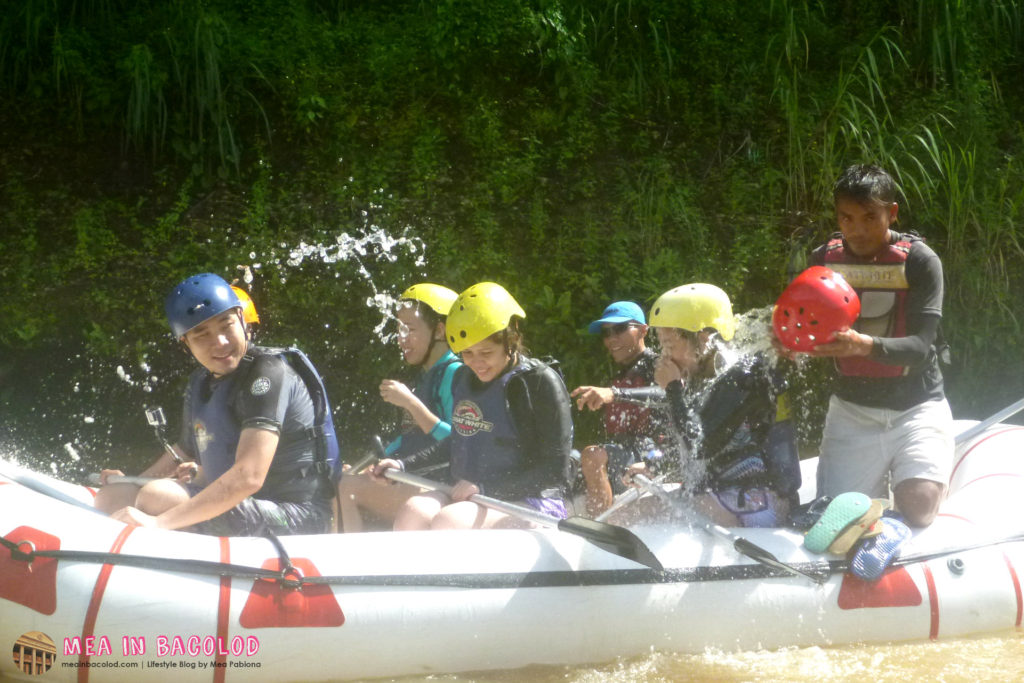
[816, 395, 953, 499]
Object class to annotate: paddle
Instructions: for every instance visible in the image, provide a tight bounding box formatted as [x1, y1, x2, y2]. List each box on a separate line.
[633, 474, 828, 584]
[0, 461, 103, 514]
[382, 468, 664, 570]
[953, 395, 1024, 445]
[87, 473, 158, 487]
[593, 473, 667, 523]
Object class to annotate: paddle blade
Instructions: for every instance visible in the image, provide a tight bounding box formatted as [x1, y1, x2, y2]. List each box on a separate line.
[733, 537, 829, 584]
[558, 517, 664, 570]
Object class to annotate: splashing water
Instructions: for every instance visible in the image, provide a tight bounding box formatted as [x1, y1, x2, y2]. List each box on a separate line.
[249, 225, 426, 339]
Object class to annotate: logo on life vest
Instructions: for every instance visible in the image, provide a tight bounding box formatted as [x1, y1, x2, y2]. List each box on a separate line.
[250, 376, 272, 396]
[194, 421, 213, 454]
[452, 400, 493, 436]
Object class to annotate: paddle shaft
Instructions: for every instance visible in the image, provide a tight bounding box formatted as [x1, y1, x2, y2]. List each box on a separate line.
[383, 468, 562, 529]
[633, 474, 828, 584]
[594, 473, 668, 523]
[382, 468, 664, 569]
[87, 473, 159, 487]
[954, 396, 1024, 445]
[0, 462, 102, 514]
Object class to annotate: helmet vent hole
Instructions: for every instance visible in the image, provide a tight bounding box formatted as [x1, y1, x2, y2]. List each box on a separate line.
[808, 334, 816, 342]
[809, 319, 819, 325]
[459, 330, 467, 338]
[783, 310, 790, 318]
[798, 307, 804, 315]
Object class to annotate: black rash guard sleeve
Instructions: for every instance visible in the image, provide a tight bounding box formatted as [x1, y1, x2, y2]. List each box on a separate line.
[232, 353, 315, 435]
[869, 243, 943, 366]
[499, 362, 574, 500]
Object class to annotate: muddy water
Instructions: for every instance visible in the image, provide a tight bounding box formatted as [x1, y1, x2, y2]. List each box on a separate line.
[387, 632, 1024, 682]
[1, 631, 1020, 681]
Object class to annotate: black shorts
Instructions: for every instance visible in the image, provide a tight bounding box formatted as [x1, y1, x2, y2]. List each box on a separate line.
[605, 438, 666, 494]
[605, 443, 641, 495]
[185, 484, 332, 536]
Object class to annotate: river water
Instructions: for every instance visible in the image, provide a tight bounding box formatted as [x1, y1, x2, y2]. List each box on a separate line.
[3, 633, 1021, 682]
[390, 633, 1024, 682]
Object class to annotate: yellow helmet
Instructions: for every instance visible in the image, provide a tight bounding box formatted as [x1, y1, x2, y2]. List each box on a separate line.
[446, 282, 526, 353]
[231, 286, 260, 325]
[400, 283, 458, 317]
[650, 283, 735, 341]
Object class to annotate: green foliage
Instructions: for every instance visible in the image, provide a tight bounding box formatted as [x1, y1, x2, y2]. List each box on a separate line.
[2, 0, 1024, 461]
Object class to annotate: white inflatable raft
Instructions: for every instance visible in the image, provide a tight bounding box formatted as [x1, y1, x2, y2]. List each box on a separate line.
[2, 420, 1023, 682]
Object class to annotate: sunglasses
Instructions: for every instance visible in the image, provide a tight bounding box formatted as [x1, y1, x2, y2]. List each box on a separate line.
[600, 323, 639, 338]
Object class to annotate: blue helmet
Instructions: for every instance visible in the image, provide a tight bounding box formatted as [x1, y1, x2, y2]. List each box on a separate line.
[165, 273, 242, 338]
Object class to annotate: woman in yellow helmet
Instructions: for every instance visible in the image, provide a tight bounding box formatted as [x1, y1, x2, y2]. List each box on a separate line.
[339, 284, 463, 531]
[382, 282, 573, 530]
[619, 283, 799, 528]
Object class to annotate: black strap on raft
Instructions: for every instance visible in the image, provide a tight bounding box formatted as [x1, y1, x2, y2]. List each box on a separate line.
[5, 531, 1024, 588]
[261, 527, 303, 589]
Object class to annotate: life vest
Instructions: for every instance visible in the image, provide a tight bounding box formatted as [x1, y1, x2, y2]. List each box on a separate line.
[449, 362, 530, 489]
[274, 347, 342, 485]
[823, 232, 915, 378]
[682, 354, 799, 497]
[392, 352, 461, 459]
[185, 346, 340, 501]
[604, 350, 655, 437]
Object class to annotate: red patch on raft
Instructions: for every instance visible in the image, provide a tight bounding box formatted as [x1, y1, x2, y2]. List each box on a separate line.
[837, 567, 922, 609]
[0, 526, 61, 615]
[240, 557, 344, 628]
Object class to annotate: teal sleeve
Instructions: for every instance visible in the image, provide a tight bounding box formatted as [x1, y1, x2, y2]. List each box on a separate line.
[428, 420, 451, 441]
[429, 361, 460, 443]
[385, 437, 401, 456]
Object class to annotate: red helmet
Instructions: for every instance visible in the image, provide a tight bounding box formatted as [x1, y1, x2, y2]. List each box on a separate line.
[773, 266, 860, 351]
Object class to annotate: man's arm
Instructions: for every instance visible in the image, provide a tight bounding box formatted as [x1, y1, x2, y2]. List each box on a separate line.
[570, 385, 614, 411]
[149, 428, 278, 530]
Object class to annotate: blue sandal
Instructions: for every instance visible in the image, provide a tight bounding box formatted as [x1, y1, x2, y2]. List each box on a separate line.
[850, 517, 912, 581]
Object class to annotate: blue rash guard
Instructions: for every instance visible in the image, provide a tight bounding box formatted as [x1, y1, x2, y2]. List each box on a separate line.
[384, 350, 461, 461]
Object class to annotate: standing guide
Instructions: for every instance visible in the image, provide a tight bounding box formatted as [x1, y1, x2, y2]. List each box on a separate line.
[800, 164, 953, 527]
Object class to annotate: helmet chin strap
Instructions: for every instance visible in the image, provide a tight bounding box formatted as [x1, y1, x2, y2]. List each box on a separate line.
[418, 326, 446, 367]
[237, 309, 248, 338]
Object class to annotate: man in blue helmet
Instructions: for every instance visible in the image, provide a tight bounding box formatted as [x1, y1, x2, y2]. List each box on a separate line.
[96, 273, 338, 535]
